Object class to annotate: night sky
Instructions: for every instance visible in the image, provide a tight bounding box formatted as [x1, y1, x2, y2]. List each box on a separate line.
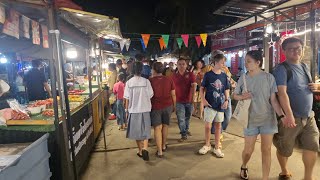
[71, 0, 238, 57]
[72, 0, 237, 35]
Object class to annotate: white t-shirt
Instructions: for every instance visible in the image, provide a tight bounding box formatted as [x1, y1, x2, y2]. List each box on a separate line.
[124, 76, 154, 113]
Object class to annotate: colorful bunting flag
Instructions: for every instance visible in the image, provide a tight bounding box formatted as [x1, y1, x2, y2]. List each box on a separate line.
[161, 35, 169, 48]
[141, 34, 150, 48]
[200, 33, 208, 46]
[125, 39, 131, 51]
[140, 38, 146, 51]
[158, 38, 163, 50]
[181, 34, 189, 47]
[176, 38, 183, 49]
[161, 37, 166, 49]
[119, 39, 126, 51]
[195, 36, 201, 48]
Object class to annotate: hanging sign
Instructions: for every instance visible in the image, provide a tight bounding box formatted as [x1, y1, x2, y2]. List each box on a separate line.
[176, 38, 183, 49]
[22, 16, 30, 39]
[32, 20, 40, 45]
[3, 10, 19, 39]
[0, 5, 5, 24]
[200, 33, 208, 46]
[141, 34, 150, 48]
[195, 36, 201, 48]
[161, 35, 169, 48]
[41, 25, 49, 48]
[181, 34, 189, 47]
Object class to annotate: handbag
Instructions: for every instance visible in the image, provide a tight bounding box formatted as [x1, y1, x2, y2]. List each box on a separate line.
[232, 75, 251, 128]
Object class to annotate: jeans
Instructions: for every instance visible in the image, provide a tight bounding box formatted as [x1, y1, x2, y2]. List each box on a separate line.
[211, 98, 232, 134]
[176, 103, 193, 137]
[116, 99, 126, 125]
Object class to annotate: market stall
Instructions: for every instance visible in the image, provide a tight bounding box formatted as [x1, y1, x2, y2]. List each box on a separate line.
[0, 1, 123, 179]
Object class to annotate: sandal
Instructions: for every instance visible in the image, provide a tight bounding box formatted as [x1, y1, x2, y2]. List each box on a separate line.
[136, 153, 142, 158]
[162, 144, 168, 152]
[278, 173, 292, 180]
[142, 149, 149, 161]
[240, 166, 249, 180]
[155, 151, 163, 158]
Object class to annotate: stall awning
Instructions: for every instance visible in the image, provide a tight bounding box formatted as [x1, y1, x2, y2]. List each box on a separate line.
[219, 0, 313, 32]
[58, 8, 123, 41]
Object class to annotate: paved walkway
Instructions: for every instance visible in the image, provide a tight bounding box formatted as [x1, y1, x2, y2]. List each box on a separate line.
[81, 115, 320, 180]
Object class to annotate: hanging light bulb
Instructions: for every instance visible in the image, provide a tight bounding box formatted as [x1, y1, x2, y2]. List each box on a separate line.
[266, 24, 273, 34]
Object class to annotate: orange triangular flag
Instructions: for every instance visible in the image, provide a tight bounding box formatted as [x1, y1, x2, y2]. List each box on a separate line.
[158, 38, 163, 50]
[141, 34, 150, 48]
[200, 33, 208, 46]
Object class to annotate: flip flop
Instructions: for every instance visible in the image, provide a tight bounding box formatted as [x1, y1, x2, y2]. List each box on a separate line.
[136, 153, 142, 158]
[240, 166, 249, 180]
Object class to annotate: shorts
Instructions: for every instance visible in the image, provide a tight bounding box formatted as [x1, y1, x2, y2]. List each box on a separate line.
[244, 125, 278, 136]
[193, 91, 201, 102]
[151, 106, 173, 126]
[273, 111, 320, 157]
[203, 107, 224, 123]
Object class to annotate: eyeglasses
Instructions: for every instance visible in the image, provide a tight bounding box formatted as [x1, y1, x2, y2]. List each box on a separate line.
[286, 47, 303, 52]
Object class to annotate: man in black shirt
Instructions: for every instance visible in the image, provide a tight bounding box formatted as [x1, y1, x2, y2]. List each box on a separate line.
[116, 59, 127, 81]
[24, 59, 51, 101]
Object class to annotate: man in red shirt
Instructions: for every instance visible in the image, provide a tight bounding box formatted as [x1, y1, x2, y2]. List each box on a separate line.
[150, 62, 176, 158]
[172, 58, 197, 142]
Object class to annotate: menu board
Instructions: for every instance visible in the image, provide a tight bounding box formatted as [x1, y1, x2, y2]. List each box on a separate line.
[32, 20, 40, 45]
[0, 5, 5, 24]
[2, 10, 19, 39]
[41, 24, 49, 48]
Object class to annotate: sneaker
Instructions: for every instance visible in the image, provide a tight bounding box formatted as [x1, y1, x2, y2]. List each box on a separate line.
[187, 131, 192, 136]
[178, 136, 187, 142]
[213, 148, 224, 158]
[198, 145, 211, 155]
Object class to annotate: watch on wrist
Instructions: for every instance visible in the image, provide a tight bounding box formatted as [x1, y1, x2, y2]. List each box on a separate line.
[277, 115, 285, 121]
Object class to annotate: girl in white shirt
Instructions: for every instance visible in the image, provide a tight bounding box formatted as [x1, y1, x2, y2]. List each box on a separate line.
[124, 61, 154, 161]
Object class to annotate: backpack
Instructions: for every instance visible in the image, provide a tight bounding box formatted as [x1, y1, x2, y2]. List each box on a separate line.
[278, 61, 312, 83]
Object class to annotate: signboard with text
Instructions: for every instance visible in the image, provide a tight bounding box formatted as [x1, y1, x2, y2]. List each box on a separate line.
[69, 103, 94, 172]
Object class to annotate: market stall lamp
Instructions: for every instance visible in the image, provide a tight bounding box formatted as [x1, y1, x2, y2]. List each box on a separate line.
[66, 48, 78, 59]
[0, 57, 8, 64]
[266, 25, 273, 34]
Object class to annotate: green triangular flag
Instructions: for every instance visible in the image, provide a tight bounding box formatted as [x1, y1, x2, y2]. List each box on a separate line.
[176, 38, 183, 49]
[162, 34, 170, 48]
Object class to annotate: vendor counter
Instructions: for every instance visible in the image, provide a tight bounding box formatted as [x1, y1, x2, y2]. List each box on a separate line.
[0, 89, 109, 178]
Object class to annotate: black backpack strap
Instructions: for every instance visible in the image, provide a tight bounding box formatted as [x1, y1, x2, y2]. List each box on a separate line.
[280, 61, 293, 83]
[301, 62, 313, 83]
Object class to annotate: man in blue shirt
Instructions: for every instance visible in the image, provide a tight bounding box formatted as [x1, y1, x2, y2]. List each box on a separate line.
[273, 37, 319, 180]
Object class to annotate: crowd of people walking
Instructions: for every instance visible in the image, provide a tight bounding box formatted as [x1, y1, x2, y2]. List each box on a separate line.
[108, 37, 319, 180]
